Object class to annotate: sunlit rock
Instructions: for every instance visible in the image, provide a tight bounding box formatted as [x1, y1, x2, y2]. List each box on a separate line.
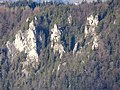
[84, 15, 99, 50]
[68, 14, 72, 24]
[13, 20, 38, 63]
[6, 19, 39, 77]
[73, 42, 79, 55]
[85, 15, 99, 37]
[13, 31, 25, 52]
[57, 64, 61, 71]
[26, 17, 30, 22]
[50, 24, 65, 59]
[92, 36, 99, 50]
[114, 20, 116, 24]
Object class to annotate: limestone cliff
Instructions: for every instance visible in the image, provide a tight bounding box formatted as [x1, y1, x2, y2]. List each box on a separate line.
[14, 20, 38, 63]
[74, 15, 99, 55]
[84, 15, 99, 50]
[50, 24, 65, 59]
[6, 18, 39, 77]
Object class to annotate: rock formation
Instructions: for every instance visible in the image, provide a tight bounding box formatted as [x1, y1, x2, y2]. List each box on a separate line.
[84, 15, 99, 50]
[92, 36, 99, 50]
[50, 24, 65, 59]
[13, 20, 39, 63]
[6, 18, 39, 77]
[84, 15, 99, 37]
[73, 42, 79, 55]
[68, 14, 72, 24]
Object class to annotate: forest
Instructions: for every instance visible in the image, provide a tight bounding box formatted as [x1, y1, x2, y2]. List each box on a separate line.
[0, 0, 120, 90]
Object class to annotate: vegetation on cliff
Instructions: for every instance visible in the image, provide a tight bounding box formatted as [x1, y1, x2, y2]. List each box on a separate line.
[0, 0, 120, 90]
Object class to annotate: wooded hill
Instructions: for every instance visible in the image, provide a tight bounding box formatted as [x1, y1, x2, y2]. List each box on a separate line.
[0, 0, 120, 90]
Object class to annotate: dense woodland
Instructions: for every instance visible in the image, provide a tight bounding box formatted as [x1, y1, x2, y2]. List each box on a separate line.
[0, 0, 120, 90]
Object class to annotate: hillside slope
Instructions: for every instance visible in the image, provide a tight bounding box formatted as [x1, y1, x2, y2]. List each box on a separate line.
[0, 0, 120, 90]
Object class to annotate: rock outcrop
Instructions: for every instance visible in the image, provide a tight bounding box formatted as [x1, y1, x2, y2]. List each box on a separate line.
[68, 14, 72, 24]
[92, 35, 99, 50]
[50, 24, 65, 59]
[13, 20, 38, 63]
[84, 15, 99, 50]
[84, 15, 98, 37]
[73, 42, 79, 55]
[6, 18, 39, 77]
